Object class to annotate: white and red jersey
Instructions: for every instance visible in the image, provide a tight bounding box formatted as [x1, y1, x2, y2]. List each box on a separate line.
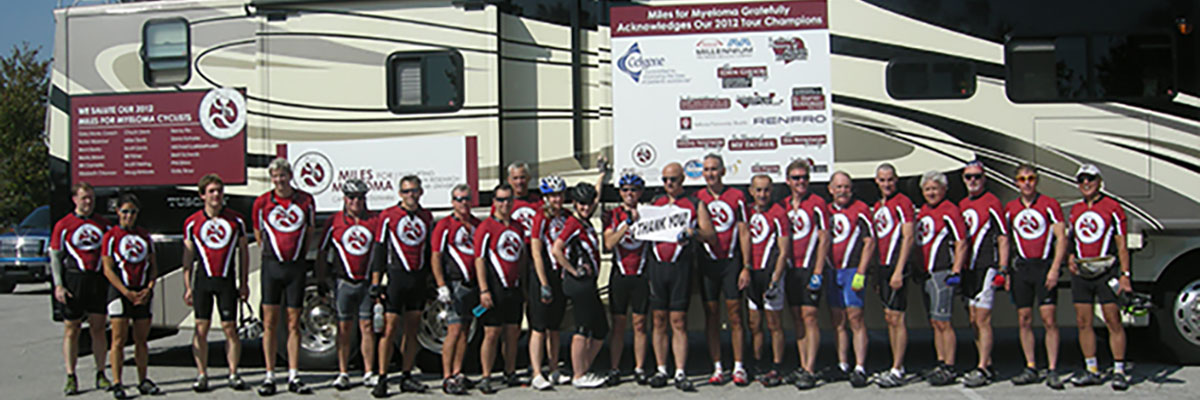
[1069, 196, 1127, 259]
[474, 217, 525, 288]
[531, 211, 568, 272]
[872, 193, 914, 266]
[251, 190, 315, 263]
[1004, 194, 1064, 261]
[432, 213, 481, 283]
[606, 206, 646, 276]
[748, 204, 788, 271]
[650, 195, 700, 264]
[959, 192, 1007, 270]
[184, 208, 247, 278]
[696, 187, 747, 260]
[50, 213, 111, 273]
[557, 214, 601, 275]
[377, 205, 433, 272]
[916, 200, 967, 273]
[101, 225, 153, 288]
[510, 193, 542, 242]
[780, 193, 828, 270]
[829, 200, 872, 270]
[321, 211, 379, 281]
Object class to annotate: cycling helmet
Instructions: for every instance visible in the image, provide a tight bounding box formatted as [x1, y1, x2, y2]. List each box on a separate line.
[569, 182, 598, 204]
[618, 172, 645, 188]
[539, 175, 567, 194]
[342, 178, 370, 195]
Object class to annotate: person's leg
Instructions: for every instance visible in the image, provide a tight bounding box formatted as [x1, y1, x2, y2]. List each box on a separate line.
[609, 315, 627, 370]
[377, 312, 401, 376]
[726, 298, 745, 368]
[337, 320, 354, 374]
[766, 310, 784, 365]
[285, 307, 303, 373]
[934, 320, 956, 365]
[571, 334, 589, 380]
[109, 317, 129, 385]
[830, 308, 848, 367]
[1075, 303, 1096, 362]
[481, 326, 501, 378]
[193, 320, 211, 376]
[652, 310, 669, 372]
[87, 313, 109, 377]
[632, 313, 648, 372]
[221, 321, 241, 376]
[359, 319, 376, 375]
[1101, 303, 1126, 367]
[401, 310, 422, 373]
[261, 304, 281, 377]
[503, 324, 521, 376]
[703, 300, 721, 369]
[885, 309, 907, 370]
[1040, 305, 1059, 370]
[802, 305, 820, 372]
[670, 311, 689, 372]
[452, 325, 468, 376]
[974, 307, 993, 370]
[133, 319, 152, 382]
[747, 308, 763, 364]
[788, 307, 805, 369]
[64, 319, 83, 375]
[847, 307, 867, 368]
[546, 328, 562, 376]
[444, 322, 462, 379]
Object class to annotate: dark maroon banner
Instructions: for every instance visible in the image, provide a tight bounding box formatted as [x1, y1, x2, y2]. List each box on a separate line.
[611, 1, 827, 37]
[71, 89, 247, 188]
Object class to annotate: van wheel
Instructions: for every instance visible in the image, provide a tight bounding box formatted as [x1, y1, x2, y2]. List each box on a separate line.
[1154, 277, 1200, 364]
[415, 300, 479, 373]
[0, 279, 16, 294]
[287, 286, 340, 369]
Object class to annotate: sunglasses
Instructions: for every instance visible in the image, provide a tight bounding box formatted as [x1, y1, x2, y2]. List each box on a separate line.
[453, 196, 471, 202]
[119, 209, 139, 215]
[1076, 174, 1098, 184]
[662, 176, 683, 184]
[789, 174, 809, 181]
[400, 188, 420, 194]
[963, 173, 984, 181]
[1015, 175, 1037, 183]
[702, 167, 721, 172]
[493, 196, 513, 203]
[345, 194, 366, 200]
[619, 187, 642, 192]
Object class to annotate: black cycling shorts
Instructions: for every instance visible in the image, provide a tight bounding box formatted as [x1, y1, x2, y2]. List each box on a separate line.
[784, 268, 820, 307]
[745, 268, 784, 311]
[699, 256, 741, 302]
[564, 273, 609, 340]
[1072, 267, 1119, 305]
[527, 270, 565, 332]
[479, 277, 523, 327]
[385, 268, 429, 314]
[647, 256, 692, 312]
[106, 285, 152, 320]
[261, 258, 307, 308]
[62, 271, 109, 321]
[872, 264, 908, 312]
[609, 271, 649, 316]
[193, 273, 238, 322]
[1010, 259, 1058, 308]
[446, 280, 478, 326]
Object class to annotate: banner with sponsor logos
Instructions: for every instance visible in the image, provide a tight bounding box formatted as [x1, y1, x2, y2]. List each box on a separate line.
[70, 88, 248, 187]
[286, 136, 478, 212]
[611, 0, 833, 185]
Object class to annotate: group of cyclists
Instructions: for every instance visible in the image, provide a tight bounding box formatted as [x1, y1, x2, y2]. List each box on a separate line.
[47, 154, 1135, 398]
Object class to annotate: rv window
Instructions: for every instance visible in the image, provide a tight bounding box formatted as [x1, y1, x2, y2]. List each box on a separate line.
[1006, 34, 1174, 103]
[886, 59, 976, 100]
[141, 18, 190, 86]
[387, 51, 464, 113]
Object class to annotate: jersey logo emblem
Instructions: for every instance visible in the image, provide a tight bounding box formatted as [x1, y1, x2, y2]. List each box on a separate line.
[750, 213, 770, 244]
[546, 216, 566, 242]
[963, 208, 980, 237]
[342, 225, 373, 256]
[1074, 211, 1105, 244]
[873, 207, 895, 239]
[267, 203, 305, 233]
[396, 215, 428, 246]
[497, 230, 523, 262]
[708, 200, 735, 232]
[118, 234, 149, 263]
[1014, 209, 1047, 241]
[512, 207, 537, 234]
[831, 213, 851, 244]
[917, 215, 936, 246]
[200, 218, 234, 249]
[71, 223, 103, 251]
[454, 226, 475, 255]
[788, 208, 812, 239]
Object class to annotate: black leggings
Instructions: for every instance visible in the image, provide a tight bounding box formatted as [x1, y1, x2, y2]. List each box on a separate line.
[563, 273, 608, 340]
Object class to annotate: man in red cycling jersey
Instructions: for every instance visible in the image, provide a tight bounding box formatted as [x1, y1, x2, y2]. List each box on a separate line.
[474, 183, 529, 394]
[50, 181, 112, 395]
[825, 171, 874, 388]
[778, 160, 829, 390]
[958, 161, 1009, 388]
[870, 163, 916, 389]
[507, 162, 541, 242]
[694, 154, 749, 386]
[914, 171, 968, 386]
[431, 184, 481, 395]
[604, 173, 650, 386]
[739, 174, 789, 387]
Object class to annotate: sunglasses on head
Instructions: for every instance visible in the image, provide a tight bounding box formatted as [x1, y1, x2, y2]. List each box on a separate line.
[963, 173, 984, 181]
[119, 209, 138, 215]
[1015, 175, 1037, 183]
[789, 174, 809, 181]
[1076, 174, 1099, 184]
[453, 196, 471, 202]
[493, 196, 512, 203]
[662, 176, 683, 184]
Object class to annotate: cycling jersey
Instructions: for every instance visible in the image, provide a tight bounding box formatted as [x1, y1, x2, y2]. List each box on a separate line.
[183, 208, 247, 278]
[872, 193, 914, 266]
[748, 204, 789, 271]
[51, 213, 111, 272]
[606, 206, 646, 276]
[474, 217, 526, 288]
[101, 225, 153, 288]
[320, 211, 379, 281]
[432, 214, 481, 283]
[1068, 195, 1127, 259]
[958, 191, 1006, 270]
[696, 187, 747, 260]
[377, 204, 433, 272]
[916, 200, 967, 273]
[557, 214, 601, 275]
[511, 193, 541, 242]
[829, 200, 872, 270]
[780, 193, 828, 270]
[531, 211, 568, 272]
[251, 190, 315, 263]
[1004, 194, 1064, 261]
[649, 194, 699, 264]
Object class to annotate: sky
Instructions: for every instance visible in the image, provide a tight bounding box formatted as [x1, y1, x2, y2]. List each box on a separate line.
[0, 0, 58, 60]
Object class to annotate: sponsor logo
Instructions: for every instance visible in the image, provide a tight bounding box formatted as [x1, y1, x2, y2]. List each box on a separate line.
[1074, 211, 1106, 244]
[917, 215, 935, 245]
[631, 142, 657, 167]
[676, 137, 725, 149]
[293, 151, 334, 195]
[752, 114, 827, 125]
[736, 92, 783, 108]
[616, 42, 688, 85]
[684, 159, 703, 179]
[267, 204, 305, 233]
[788, 209, 812, 240]
[71, 223, 103, 251]
[454, 226, 475, 255]
[963, 209, 980, 237]
[679, 96, 731, 110]
[708, 200, 735, 233]
[780, 134, 828, 147]
[717, 64, 767, 89]
[496, 230, 523, 262]
[770, 37, 808, 64]
[395, 215, 428, 247]
[685, 118, 750, 130]
[873, 207, 895, 239]
[751, 163, 780, 174]
[118, 235, 149, 263]
[1014, 209, 1047, 241]
[200, 218, 234, 249]
[680, 116, 692, 130]
[695, 37, 753, 59]
[729, 138, 778, 151]
[198, 88, 246, 140]
[831, 213, 851, 244]
[791, 87, 826, 110]
[750, 213, 770, 244]
[341, 225, 373, 256]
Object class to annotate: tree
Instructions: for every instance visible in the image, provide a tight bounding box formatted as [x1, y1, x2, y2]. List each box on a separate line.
[0, 43, 50, 228]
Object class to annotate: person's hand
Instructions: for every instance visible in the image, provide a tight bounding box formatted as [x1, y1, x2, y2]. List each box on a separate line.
[1045, 268, 1059, 290]
[540, 285, 553, 304]
[737, 269, 751, 291]
[808, 273, 822, 291]
[677, 228, 692, 243]
[992, 269, 1006, 289]
[1004, 271, 1012, 291]
[597, 155, 610, 172]
[889, 272, 903, 290]
[239, 284, 249, 301]
[183, 288, 193, 307]
[138, 288, 152, 305]
[1118, 275, 1133, 294]
[54, 286, 72, 304]
[1068, 259, 1079, 275]
[480, 292, 494, 309]
[437, 286, 452, 304]
[851, 272, 866, 291]
[765, 280, 782, 302]
[944, 273, 961, 286]
[370, 284, 385, 301]
[627, 209, 640, 225]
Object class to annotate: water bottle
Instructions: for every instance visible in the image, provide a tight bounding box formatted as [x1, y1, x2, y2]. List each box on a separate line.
[1107, 276, 1121, 296]
[373, 303, 385, 334]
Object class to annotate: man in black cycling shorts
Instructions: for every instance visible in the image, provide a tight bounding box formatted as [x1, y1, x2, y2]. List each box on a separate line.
[372, 175, 434, 397]
[251, 158, 316, 395]
[474, 183, 528, 394]
[646, 162, 717, 392]
[182, 174, 250, 393]
[740, 175, 789, 387]
[778, 160, 829, 390]
[958, 161, 1009, 388]
[870, 163, 916, 389]
[604, 173, 650, 386]
[1066, 164, 1132, 391]
[1004, 163, 1069, 389]
[694, 154, 749, 386]
[431, 184, 481, 395]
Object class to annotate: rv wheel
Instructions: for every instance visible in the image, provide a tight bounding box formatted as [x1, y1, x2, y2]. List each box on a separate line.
[287, 285, 339, 369]
[1155, 277, 1200, 364]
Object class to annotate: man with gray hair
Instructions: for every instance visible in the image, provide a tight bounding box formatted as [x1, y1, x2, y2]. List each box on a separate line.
[430, 183, 482, 394]
[870, 163, 915, 388]
[506, 162, 541, 242]
[914, 170, 969, 386]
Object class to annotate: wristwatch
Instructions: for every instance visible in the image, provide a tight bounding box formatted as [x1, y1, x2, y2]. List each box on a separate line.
[1121, 270, 1131, 277]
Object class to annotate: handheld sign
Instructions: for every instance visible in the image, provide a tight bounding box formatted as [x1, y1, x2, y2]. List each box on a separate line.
[633, 205, 693, 242]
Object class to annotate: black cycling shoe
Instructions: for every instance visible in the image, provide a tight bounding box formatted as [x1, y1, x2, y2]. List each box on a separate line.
[137, 379, 162, 395]
[1046, 370, 1066, 390]
[455, 373, 476, 390]
[192, 375, 209, 393]
[928, 367, 957, 386]
[478, 377, 497, 395]
[257, 380, 276, 396]
[400, 373, 428, 393]
[606, 369, 621, 387]
[96, 372, 113, 391]
[64, 374, 79, 396]
[794, 370, 817, 390]
[962, 367, 993, 388]
[1011, 367, 1042, 385]
[503, 373, 521, 387]
[443, 377, 467, 395]
[634, 370, 649, 386]
[1071, 371, 1103, 387]
[759, 370, 782, 387]
[648, 372, 669, 388]
[849, 370, 869, 388]
[111, 385, 128, 400]
[876, 371, 906, 389]
[288, 379, 312, 394]
[371, 376, 388, 398]
[229, 374, 249, 391]
[674, 376, 695, 392]
[1111, 372, 1130, 391]
[822, 366, 849, 382]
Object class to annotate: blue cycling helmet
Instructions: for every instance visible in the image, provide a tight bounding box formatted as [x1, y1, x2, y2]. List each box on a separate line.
[539, 175, 566, 194]
[618, 173, 645, 188]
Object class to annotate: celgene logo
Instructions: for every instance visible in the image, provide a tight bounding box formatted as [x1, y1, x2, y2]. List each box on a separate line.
[752, 114, 827, 125]
[617, 42, 666, 83]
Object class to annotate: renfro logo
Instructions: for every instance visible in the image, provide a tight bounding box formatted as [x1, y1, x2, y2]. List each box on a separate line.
[752, 114, 827, 125]
[617, 42, 666, 83]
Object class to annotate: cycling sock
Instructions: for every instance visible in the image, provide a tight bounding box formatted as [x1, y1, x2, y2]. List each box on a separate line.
[713, 362, 723, 373]
[838, 363, 850, 372]
[1113, 361, 1126, 374]
[733, 361, 743, 372]
[890, 368, 903, 377]
[675, 370, 686, 380]
[657, 365, 668, 375]
[1085, 358, 1099, 373]
[264, 371, 274, 382]
[854, 365, 865, 374]
[288, 369, 298, 382]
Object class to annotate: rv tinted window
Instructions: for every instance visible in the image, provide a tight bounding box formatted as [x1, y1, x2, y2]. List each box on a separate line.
[886, 59, 976, 100]
[387, 51, 464, 113]
[1006, 34, 1174, 102]
[142, 18, 190, 86]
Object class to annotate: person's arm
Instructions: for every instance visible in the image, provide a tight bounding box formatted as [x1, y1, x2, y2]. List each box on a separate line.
[315, 222, 332, 284]
[532, 237, 551, 288]
[858, 236, 875, 276]
[1048, 221, 1067, 289]
[1115, 233, 1132, 292]
[604, 209, 637, 251]
[814, 229, 830, 276]
[694, 200, 718, 244]
[893, 221, 914, 279]
[474, 229, 493, 308]
[238, 235, 250, 300]
[739, 220, 752, 268]
[102, 255, 131, 299]
[952, 238, 968, 275]
[182, 238, 195, 306]
[592, 157, 608, 208]
[552, 238, 576, 278]
[772, 231, 789, 284]
[997, 234, 1010, 271]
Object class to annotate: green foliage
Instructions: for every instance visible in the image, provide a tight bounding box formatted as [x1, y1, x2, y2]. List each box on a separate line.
[0, 43, 51, 228]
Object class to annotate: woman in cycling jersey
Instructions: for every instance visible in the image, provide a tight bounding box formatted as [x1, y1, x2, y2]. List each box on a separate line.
[603, 173, 649, 386]
[101, 193, 162, 399]
[552, 183, 609, 388]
